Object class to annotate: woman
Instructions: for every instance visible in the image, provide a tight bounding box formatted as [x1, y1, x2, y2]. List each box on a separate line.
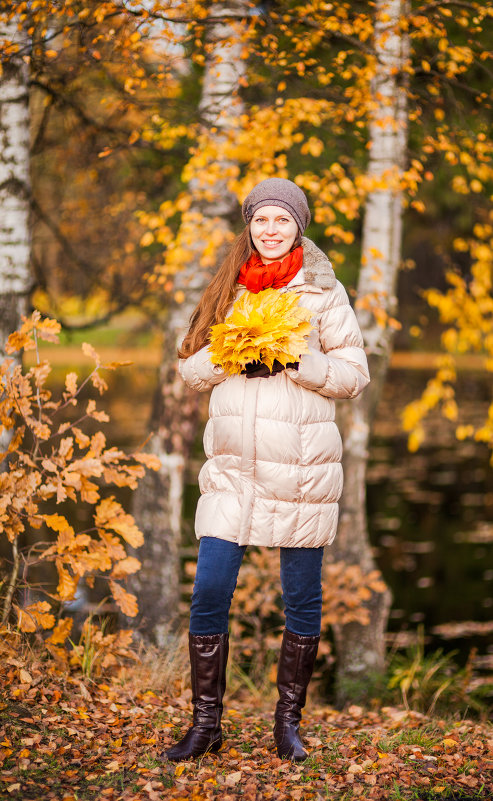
[165, 178, 370, 762]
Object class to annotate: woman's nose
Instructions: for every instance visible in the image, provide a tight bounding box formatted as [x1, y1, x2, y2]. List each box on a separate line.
[265, 220, 278, 234]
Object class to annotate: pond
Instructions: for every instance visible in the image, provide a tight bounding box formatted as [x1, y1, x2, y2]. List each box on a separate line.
[367, 367, 493, 672]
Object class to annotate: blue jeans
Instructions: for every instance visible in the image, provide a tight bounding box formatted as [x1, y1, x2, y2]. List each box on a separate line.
[189, 536, 323, 637]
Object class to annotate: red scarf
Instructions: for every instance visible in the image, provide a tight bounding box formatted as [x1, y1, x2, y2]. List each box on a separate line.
[237, 246, 303, 294]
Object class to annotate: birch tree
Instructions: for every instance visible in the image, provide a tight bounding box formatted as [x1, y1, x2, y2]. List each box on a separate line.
[130, 2, 248, 645]
[329, 0, 409, 702]
[0, 12, 31, 455]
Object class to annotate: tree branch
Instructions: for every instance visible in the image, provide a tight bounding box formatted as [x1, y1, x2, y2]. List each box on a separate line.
[30, 78, 131, 139]
[1, 538, 20, 627]
[30, 195, 98, 276]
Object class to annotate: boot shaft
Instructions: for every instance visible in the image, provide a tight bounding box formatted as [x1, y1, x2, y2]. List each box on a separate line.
[275, 629, 320, 725]
[189, 632, 229, 728]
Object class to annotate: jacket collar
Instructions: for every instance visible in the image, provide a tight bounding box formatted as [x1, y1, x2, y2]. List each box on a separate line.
[298, 237, 336, 291]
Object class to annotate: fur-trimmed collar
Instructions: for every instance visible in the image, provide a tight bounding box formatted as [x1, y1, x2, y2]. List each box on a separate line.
[301, 237, 337, 290]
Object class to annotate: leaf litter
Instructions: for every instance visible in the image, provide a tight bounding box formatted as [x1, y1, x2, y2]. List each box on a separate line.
[0, 656, 491, 801]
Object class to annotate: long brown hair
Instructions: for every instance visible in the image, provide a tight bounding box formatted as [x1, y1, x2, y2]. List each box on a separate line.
[177, 226, 253, 358]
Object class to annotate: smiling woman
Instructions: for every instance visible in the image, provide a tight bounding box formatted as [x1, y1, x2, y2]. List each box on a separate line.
[167, 178, 370, 763]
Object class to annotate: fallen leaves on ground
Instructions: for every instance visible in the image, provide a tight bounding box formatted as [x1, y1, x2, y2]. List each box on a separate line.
[1, 656, 492, 800]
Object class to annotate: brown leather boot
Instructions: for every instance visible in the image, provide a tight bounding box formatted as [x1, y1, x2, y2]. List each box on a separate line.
[273, 629, 320, 761]
[165, 633, 228, 761]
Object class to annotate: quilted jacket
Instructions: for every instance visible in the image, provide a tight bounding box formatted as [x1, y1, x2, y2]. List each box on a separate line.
[178, 237, 370, 548]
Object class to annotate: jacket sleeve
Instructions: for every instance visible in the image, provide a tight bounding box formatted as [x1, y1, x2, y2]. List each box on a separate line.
[286, 282, 370, 399]
[178, 345, 227, 392]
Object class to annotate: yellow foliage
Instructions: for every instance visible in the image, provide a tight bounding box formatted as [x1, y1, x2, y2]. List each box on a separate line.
[82, 342, 101, 365]
[0, 313, 158, 645]
[16, 602, 56, 633]
[56, 562, 79, 602]
[32, 288, 114, 324]
[48, 617, 73, 645]
[403, 229, 493, 453]
[111, 556, 141, 579]
[44, 514, 75, 538]
[456, 425, 474, 441]
[322, 563, 387, 628]
[134, 452, 162, 471]
[95, 497, 144, 548]
[6, 312, 61, 355]
[109, 580, 138, 617]
[209, 289, 313, 374]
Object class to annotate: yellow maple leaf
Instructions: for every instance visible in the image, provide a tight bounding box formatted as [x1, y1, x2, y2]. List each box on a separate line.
[209, 289, 313, 374]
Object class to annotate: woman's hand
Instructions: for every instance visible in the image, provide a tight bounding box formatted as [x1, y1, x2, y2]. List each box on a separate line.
[242, 360, 272, 378]
[241, 359, 299, 378]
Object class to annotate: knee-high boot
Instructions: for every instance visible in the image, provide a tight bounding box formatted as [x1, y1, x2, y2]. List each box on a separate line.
[165, 632, 229, 761]
[273, 629, 320, 761]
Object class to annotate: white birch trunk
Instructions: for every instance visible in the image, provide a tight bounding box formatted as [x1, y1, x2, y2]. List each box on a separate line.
[0, 15, 31, 456]
[130, 3, 247, 645]
[329, 0, 409, 704]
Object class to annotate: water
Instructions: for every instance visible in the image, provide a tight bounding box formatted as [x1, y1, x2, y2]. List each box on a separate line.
[367, 368, 493, 666]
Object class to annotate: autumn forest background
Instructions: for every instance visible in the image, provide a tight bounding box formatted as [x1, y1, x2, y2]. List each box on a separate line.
[0, 1, 492, 800]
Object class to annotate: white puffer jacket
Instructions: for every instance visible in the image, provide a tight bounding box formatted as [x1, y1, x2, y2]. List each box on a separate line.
[179, 237, 370, 548]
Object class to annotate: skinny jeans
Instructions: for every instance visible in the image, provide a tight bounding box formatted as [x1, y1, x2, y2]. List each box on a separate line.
[189, 536, 323, 637]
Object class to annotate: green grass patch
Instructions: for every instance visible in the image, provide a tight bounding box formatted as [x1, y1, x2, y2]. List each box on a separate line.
[377, 723, 443, 752]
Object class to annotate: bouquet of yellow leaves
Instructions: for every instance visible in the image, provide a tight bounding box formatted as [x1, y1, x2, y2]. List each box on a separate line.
[209, 288, 313, 375]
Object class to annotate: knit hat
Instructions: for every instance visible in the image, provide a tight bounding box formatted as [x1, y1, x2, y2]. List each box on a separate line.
[242, 178, 311, 234]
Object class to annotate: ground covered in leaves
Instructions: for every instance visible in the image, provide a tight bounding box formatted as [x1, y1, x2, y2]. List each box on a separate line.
[1, 657, 492, 801]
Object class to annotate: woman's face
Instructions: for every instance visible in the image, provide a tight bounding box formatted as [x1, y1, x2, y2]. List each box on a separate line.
[249, 205, 299, 264]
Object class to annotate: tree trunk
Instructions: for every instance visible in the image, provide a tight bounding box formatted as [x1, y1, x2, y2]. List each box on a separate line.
[0, 14, 31, 456]
[329, 0, 409, 705]
[130, 3, 247, 645]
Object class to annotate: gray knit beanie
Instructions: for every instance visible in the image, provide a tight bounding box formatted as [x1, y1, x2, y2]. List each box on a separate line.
[242, 178, 311, 234]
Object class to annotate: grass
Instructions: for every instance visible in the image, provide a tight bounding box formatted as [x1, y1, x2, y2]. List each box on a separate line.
[377, 723, 443, 752]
